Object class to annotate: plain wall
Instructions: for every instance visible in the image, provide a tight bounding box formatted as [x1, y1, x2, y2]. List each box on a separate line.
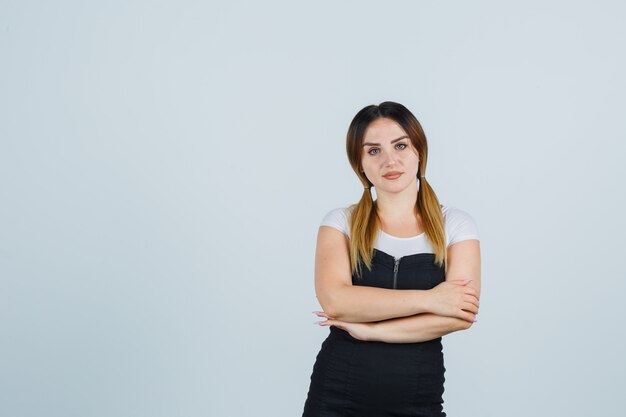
[1, 1, 625, 416]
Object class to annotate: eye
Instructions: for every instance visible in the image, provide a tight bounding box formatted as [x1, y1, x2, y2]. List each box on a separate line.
[367, 148, 380, 155]
[396, 143, 408, 150]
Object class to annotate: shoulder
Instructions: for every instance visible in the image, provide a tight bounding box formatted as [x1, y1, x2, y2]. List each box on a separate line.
[319, 205, 353, 237]
[441, 205, 480, 246]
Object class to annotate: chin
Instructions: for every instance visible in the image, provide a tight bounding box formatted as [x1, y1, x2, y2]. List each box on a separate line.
[379, 182, 410, 193]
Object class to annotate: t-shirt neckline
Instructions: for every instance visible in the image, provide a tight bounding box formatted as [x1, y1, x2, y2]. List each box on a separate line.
[379, 230, 426, 240]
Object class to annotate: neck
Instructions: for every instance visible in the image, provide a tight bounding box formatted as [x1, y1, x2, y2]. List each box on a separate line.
[374, 179, 419, 222]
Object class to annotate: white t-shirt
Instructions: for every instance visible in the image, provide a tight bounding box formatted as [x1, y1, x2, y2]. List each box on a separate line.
[320, 205, 479, 259]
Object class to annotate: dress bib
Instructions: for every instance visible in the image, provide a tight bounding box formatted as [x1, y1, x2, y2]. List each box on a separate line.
[302, 249, 447, 417]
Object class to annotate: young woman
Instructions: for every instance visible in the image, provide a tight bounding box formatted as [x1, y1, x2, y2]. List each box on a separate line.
[301, 101, 481, 417]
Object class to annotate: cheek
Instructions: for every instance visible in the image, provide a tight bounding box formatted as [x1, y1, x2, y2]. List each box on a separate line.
[363, 161, 379, 174]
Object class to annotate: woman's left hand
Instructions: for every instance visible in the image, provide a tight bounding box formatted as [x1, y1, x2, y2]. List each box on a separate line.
[313, 311, 375, 341]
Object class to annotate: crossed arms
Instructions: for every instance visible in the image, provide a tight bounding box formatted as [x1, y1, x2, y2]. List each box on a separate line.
[314, 226, 481, 343]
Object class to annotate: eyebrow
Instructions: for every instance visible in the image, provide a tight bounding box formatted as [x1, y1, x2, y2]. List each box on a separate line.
[362, 135, 409, 147]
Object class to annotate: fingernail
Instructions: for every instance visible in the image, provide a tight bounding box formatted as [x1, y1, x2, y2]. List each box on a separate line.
[473, 318, 478, 322]
[314, 320, 325, 325]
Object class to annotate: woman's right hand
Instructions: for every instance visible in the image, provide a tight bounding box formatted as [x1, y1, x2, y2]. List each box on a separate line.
[427, 279, 479, 322]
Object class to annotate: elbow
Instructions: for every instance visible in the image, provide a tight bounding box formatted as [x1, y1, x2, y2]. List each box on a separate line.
[322, 302, 346, 320]
[320, 303, 339, 319]
[316, 287, 354, 321]
[316, 292, 342, 320]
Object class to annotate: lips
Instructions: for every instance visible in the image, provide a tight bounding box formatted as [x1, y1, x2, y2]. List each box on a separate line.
[383, 171, 403, 179]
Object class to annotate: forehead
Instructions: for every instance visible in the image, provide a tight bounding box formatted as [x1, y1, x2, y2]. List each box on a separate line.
[363, 118, 407, 142]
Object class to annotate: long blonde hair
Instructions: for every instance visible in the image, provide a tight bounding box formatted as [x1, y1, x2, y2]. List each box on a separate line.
[345, 101, 447, 278]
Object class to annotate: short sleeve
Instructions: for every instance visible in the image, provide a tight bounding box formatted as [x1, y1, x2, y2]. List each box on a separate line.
[320, 207, 350, 238]
[444, 206, 480, 246]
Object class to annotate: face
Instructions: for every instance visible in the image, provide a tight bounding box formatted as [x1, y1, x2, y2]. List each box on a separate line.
[360, 118, 420, 194]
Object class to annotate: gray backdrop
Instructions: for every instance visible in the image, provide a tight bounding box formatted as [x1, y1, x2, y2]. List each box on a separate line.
[1, 1, 625, 416]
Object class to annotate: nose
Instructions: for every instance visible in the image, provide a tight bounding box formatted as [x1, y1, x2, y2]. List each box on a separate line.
[384, 153, 397, 166]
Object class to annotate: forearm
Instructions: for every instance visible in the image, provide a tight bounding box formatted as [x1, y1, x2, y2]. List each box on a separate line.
[367, 313, 472, 343]
[321, 286, 432, 323]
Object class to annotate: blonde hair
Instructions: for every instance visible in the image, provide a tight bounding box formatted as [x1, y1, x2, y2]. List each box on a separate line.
[345, 102, 447, 278]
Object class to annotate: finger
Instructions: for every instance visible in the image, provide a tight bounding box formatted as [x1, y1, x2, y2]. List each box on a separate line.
[463, 291, 480, 304]
[313, 311, 336, 319]
[323, 320, 345, 330]
[449, 279, 472, 285]
[464, 295, 480, 308]
[463, 303, 478, 314]
[463, 287, 480, 299]
[457, 310, 476, 322]
[317, 319, 344, 326]
[464, 312, 477, 323]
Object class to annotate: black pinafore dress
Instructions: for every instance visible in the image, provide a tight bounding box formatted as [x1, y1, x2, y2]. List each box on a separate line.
[302, 248, 447, 417]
